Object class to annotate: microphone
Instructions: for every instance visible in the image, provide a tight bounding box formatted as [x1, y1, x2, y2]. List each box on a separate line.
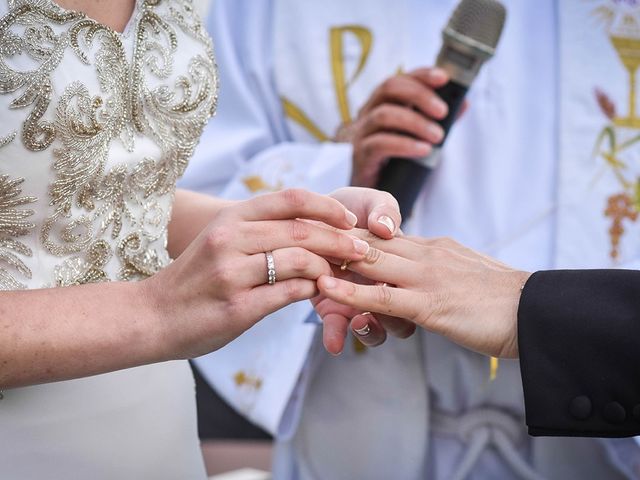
[376, 0, 506, 221]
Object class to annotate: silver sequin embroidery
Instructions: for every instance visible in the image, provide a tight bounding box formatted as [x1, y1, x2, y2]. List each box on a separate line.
[0, 174, 36, 289]
[0, 0, 217, 288]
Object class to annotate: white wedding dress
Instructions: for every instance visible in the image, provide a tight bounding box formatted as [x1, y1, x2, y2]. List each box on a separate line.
[0, 1, 217, 478]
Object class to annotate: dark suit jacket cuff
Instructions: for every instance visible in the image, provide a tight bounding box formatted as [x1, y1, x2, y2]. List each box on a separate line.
[517, 269, 640, 437]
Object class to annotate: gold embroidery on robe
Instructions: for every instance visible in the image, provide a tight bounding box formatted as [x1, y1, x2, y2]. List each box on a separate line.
[234, 370, 263, 391]
[591, 2, 640, 259]
[241, 26, 378, 195]
[242, 175, 283, 193]
[281, 25, 374, 142]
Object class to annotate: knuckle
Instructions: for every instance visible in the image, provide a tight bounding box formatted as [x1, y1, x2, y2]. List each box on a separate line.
[289, 220, 310, 242]
[291, 249, 311, 272]
[335, 231, 355, 254]
[380, 78, 399, 96]
[422, 88, 437, 102]
[439, 236, 456, 246]
[254, 235, 268, 256]
[428, 237, 456, 252]
[357, 229, 383, 245]
[360, 137, 376, 158]
[226, 293, 248, 321]
[352, 142, 365, 163]
[365, 246, 383, 265]
[281, 188, 307, 208]
[375, 284, 393, 308]
[415, 291, 447, 329]
[284, 279, 305, 299]
[204, 225, 231, 251]
[372, 107, 392, 126]
[430, 248, 456, 267]
[212, 263, 237, 293]
[378, 191, 399, 209]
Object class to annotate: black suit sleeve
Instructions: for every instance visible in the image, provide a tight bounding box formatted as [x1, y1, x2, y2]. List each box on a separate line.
[518, 269, 640, 437]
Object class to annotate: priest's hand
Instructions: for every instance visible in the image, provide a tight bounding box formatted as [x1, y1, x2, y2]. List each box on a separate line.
[337, 67, 451, 188]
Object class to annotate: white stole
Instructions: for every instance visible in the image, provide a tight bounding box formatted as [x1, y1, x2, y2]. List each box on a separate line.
[273, 0, 410, 143]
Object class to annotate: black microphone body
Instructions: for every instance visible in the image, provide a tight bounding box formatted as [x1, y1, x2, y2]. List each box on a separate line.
[377, 80, 469, 220]
[376, 0, 506, 222]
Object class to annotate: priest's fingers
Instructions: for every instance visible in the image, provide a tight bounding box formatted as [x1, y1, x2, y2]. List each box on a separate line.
[407, 67, 449, 84]
[356, 132, 432, 166]
[360, 104, 445, 145]
[360, 74, 448, 120]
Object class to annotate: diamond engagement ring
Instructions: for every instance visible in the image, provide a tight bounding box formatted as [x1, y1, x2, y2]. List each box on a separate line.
[265, 251, 276, 285]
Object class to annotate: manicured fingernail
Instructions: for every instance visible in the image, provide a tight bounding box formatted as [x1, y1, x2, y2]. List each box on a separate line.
[352, 238, 370, 255]
[354, 324, 371, 336]
[377, 215, 396, 235]
[345, 210, 358, 226]
[354, 312, 372, 337]
[321, 277, 338, 289]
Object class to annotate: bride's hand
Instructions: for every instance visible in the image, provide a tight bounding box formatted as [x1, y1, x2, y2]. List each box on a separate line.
[143, 189, 371, 359]
[317, 235, 531, 359]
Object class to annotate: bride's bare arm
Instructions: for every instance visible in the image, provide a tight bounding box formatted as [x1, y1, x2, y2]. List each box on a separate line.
[0, 189, 370, 390]
[0, 280, 164, 389]
[167, 189, 234, 259]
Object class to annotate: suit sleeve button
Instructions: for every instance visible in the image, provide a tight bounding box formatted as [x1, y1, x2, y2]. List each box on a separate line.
[569, 396, 592, 420]
[603, 401, 626, 424]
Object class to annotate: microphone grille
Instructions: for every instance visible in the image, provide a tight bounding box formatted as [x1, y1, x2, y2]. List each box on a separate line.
[447, 0, 506, 49]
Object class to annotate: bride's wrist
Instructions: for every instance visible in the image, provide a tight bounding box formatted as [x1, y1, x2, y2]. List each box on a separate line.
[135, 275, 180, 363]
